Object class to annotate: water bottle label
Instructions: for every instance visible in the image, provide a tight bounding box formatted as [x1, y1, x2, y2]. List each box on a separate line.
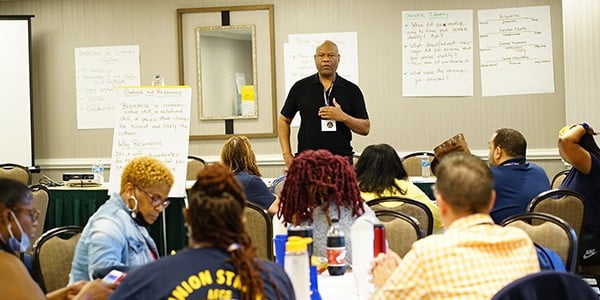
[326, 247, 346, 267]
[421, 159, 430, 167]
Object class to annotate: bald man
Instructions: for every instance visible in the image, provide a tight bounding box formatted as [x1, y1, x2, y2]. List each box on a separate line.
[278, 40, 370, 167]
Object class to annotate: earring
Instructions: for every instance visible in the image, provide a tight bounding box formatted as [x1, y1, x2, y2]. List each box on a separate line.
[128, 196, 139, 218]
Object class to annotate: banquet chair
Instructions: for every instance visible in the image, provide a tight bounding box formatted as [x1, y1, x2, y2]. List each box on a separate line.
[375, 210, 423, 258]
[501, 212, 578, 272]
[401, 152, 435, 177]
[551, 169, 570, 189]
[244, 201, 273, 260]
[28, 184, 50, 254]
[0, 163, 32, 185]
[186, 155, 206, 181]
[528, 189, 585, 241]
[270, 175, 286, 196]
[368, 196, 434, 235]
[491, 271, 597, 300]
[32, 226, 82, 293]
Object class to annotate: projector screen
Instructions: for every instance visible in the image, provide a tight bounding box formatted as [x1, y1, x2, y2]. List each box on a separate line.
[0, 16, 34, 167]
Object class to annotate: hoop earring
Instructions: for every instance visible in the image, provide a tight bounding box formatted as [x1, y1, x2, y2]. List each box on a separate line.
[128, 196, 139, 218]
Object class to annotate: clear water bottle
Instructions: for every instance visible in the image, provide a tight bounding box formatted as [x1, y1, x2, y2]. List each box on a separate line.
[151, 74, 165, 86]
[421, 153, 431, 177]
[92, 161, 104, 184]
[327, 219, 346, 276]
[285, 237, 311, 300]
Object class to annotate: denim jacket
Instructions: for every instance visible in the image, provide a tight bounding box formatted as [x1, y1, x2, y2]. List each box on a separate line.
[69, 193, 158, 283]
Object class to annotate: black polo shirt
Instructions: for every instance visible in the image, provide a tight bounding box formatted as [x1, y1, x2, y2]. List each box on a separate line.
[281, 73, 368, 157]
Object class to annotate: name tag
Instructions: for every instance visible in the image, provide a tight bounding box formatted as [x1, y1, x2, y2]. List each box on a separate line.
[321, 119, 337, 131]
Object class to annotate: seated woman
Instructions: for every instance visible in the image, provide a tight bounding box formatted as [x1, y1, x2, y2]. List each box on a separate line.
[69, 156, 174, 282]
[221, 136, 279, 214]
[110, 164, 294, 299]
[278, 149, 379, 263]
[558, 122, 600, 265]
[355, 144, 443, 231]
[0, 178, 114, 300]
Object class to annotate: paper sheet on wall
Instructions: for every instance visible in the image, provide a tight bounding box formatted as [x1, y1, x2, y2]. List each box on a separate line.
[283, 32, 359, 127]
[108, 86, 191, 198]
[75, 45, 140, 129]
[402, 10, 474, 97]
[478, 6, 554, 97]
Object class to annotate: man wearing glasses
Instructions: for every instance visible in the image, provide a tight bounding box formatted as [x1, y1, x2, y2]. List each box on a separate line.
[69, 156, 174, 283]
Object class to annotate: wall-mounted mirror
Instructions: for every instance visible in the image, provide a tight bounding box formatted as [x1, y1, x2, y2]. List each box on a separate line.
[177, 5, 277, 140]
[196, 25, 257, 120]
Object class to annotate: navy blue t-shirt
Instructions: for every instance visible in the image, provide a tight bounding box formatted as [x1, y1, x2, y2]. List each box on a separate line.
[561, 152, 600, 233]
[280, 73, 368, 157]
[110, 247, 295, 300]
[235, 171, 276, 211]
[490, 158, 550, 224]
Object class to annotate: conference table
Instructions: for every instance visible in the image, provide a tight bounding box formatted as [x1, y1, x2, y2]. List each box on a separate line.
[44, 177, 435, 257]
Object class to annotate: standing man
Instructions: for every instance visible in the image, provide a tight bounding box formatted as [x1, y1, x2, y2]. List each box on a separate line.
[488, 128, 550, 223]
[370, 152, 539, 300]
[278, 40, 370, 167]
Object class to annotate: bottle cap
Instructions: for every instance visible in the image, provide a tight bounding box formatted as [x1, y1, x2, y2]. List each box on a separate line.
[286, 238, 308, 252]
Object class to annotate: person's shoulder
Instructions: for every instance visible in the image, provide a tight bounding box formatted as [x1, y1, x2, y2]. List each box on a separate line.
[293, 74, 318, 86]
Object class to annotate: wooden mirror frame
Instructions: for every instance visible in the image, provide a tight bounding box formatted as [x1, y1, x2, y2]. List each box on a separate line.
[177, 5, 277, 140]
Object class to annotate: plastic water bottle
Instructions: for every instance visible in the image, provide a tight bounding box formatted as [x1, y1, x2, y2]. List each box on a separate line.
[285, 236, 311, 300]
[92, 161, 104, 184]
[421, 153, 431, 177]
[151, 74, 165, 86]
[327, 219, 346, 276]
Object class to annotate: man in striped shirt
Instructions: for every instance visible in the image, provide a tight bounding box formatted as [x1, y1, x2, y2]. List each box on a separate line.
[371, 152, 540, 300]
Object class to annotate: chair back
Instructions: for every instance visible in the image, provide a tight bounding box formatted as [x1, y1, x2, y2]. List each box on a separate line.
[186, 156, 206, 181]
[243, 202, 273, 260]
[368, 196, 434, 235]
[32, 226, 82, 293]
[375, 210, 423, 258]
[0, 163, 32, 185]
[401, 152, 435, 177]
[551, 169, 570, 189]
[501, 212, 578, 272]
[28, 184, 50, 254]
[528, 189, 585, 240]
[270, 175, 286, 196]
[491, 270, 597, 300]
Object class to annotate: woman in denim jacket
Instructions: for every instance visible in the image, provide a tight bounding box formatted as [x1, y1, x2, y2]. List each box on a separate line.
[69, 156, 174, 283]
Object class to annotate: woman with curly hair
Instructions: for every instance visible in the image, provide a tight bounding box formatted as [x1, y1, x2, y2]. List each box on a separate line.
[70, 156, 174, 283]
[278, 149, 378, 263]
[110, 163, 294, 300]
[221, 136, 279, 214]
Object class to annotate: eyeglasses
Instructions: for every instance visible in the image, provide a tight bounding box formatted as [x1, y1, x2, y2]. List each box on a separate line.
[135, 185, 170, 209]
[14, 208, 40, 222]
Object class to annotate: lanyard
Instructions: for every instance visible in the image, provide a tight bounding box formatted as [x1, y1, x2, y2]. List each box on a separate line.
[323, 80, 335, 106]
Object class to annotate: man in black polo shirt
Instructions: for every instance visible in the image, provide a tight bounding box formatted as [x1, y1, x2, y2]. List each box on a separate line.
[279, 40, 370, 167]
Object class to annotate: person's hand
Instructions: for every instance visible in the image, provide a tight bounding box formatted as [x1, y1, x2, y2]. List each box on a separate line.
[71, 279, 116, 300]
[65, 281, 87, 299]
[283, 152, 294, 168]
[318, 98, 348, 122]
[369, 250, 402, 288]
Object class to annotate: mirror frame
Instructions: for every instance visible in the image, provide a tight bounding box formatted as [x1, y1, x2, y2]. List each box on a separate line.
[195, 24, 258, 120]
[177, 5, 277, 140]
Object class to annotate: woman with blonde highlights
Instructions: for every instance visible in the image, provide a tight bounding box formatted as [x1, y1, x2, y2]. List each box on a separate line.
[111, 164, 294, 300]
[70, 156, 174, 283]
[221, 136, 279, 214]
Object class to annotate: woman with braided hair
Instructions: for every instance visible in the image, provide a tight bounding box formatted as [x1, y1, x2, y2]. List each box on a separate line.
[110, 163, 294, 300]
[278, 149, 379, 264]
